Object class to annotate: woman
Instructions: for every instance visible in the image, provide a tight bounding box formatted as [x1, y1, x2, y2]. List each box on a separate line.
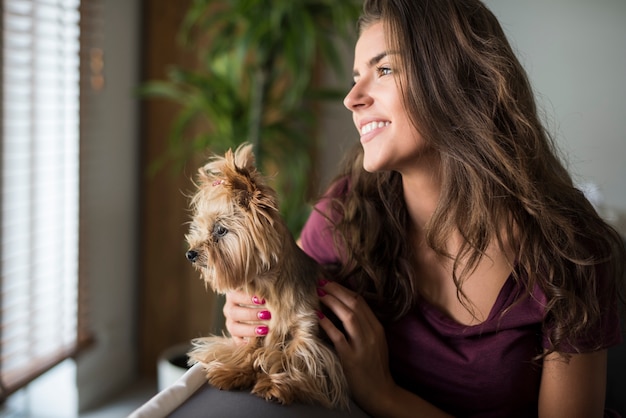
[225, 0, 625, 417]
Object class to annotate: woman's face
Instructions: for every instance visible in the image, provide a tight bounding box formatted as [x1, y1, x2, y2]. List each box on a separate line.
[344, 22, 428, 174]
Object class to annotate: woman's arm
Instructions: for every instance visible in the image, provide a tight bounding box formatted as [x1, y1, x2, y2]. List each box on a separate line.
[538, 349, 608, 418]
[317, 280, 453, 418]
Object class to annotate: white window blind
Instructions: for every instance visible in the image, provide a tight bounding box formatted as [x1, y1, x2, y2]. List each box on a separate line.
[1, 0, 84, 400]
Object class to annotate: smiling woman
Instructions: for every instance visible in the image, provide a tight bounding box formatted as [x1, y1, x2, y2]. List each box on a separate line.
[343, 21, 435, 176]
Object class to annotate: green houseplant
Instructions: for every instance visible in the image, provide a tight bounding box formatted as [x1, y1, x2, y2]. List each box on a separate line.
[142, 0, 361, 233]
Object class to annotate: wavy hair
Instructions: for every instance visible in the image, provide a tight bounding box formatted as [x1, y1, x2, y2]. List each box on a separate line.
[326, 0, 625, 356]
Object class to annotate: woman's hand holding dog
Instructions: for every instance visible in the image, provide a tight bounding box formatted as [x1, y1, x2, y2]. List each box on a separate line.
[224, 282, 394, 398]
[224, 282, 407, 415]
[316, 280, 403, 415]
[317, 282, 451, 417]
[223, 291, 271, 345]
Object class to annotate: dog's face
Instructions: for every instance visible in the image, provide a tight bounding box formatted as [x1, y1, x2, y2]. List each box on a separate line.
[185, 144, 282, 293]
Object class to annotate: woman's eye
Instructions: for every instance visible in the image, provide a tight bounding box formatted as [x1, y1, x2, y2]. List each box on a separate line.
[377, 66, 393, 77]
[213, 224, 228, 239]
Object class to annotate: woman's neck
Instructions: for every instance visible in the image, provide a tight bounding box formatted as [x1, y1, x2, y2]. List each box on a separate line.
[400, 158, 442, 233]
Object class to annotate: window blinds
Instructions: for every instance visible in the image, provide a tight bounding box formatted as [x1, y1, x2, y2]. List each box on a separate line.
[1, 0, 83, 400]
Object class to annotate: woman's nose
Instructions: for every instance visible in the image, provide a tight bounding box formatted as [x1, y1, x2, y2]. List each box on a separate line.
[343, 80, 372, 111]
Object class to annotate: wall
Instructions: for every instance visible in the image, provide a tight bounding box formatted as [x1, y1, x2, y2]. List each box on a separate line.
[138, 0, 216, 378]
[483, 0, 626, 229]
[75, 0, 142, 411]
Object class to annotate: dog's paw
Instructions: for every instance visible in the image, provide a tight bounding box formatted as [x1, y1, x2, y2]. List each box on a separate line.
[206, 367, 256, 391]
[250, 375, 296, 405]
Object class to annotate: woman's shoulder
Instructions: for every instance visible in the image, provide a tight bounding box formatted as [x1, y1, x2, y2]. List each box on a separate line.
[298, 177, 351, 265]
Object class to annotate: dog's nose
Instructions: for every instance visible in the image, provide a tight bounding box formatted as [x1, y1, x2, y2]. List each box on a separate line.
[186, 250, 199, 263]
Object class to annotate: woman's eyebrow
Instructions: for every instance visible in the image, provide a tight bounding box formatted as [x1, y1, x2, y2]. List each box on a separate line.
[352, 51, 392, 77]
[369, 51, 389, 67]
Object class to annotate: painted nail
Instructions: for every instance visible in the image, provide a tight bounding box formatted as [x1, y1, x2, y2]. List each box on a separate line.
[317, 279, 329, 287]
[255, 325, 269, 336]
[316, 288, 327, 297]
[315, 310, 325, 320]
[252, 295, 265, 305]
[257, 310, 271, 320]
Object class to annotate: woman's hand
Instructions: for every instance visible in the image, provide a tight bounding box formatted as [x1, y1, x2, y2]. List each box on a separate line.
[223, 290, 271, 345]
[316, 280, 399, 414]
[317, 281, 453, 418]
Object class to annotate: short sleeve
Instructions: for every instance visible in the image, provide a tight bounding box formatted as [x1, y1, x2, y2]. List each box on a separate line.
[548, 304, 623, 353]
[541, 266, 623, 353]
[299, 178, 350, 265]
[299, 197, 340, 265]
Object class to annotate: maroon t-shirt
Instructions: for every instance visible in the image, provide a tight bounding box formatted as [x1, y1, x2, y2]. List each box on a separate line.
[300, 192, 622, 418]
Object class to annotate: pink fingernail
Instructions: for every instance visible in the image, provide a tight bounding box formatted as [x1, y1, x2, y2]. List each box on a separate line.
[316, 288, 327, 297]
[317, 279, 328, 287]
[315, 310, 325, 319]
[255, 325, 269, 336]
[257, 310, 271, 320]
[252, 295, 265, 305]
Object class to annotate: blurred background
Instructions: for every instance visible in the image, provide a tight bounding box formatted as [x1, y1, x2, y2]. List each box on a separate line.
[0, 0, 624, 416]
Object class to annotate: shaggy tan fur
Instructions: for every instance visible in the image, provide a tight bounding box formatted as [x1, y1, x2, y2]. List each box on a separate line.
[185, 143, 349, 409]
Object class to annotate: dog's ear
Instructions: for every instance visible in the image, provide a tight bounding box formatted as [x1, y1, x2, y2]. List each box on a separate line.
[221, 143, 266, 210]
[233, 143, 256, 172]
[197, 143, 254, 186]
[229, 173, 256, 209]
[198, 151, 227, 186]
[226, 163, 278, 215]
[197, 143, 276, 212]
[226, 168, 276, 213]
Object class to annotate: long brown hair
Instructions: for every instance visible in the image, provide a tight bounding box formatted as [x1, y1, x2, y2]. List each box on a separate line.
[326, 0, 625, 356]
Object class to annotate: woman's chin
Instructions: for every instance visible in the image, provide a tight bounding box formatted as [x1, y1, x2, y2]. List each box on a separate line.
[362, 157, 384, 173]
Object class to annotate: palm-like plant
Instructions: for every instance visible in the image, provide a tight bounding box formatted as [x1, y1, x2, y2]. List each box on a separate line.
[142, 0, 360, 233]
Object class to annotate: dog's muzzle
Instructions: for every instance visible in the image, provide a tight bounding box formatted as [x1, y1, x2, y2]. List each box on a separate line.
[186, 250, 199, 263]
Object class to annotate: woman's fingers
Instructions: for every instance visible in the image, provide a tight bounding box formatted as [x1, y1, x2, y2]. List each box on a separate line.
[225, 318, 269, 343]
[223, 293, 270, 322]
[226, 290, 264, 307]
[317, 281, 377, 345]
[223, 291, 271, 343]
[317, 281, 394, 408]
[317, 310, 349, 347]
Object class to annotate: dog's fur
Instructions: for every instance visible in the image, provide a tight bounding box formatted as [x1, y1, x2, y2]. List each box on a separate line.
[184, 143, 349, 409]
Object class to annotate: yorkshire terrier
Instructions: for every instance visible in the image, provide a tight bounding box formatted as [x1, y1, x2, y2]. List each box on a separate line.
[184, 143, 349, 409]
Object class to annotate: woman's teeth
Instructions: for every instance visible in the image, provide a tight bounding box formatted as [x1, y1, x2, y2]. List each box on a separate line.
[361, 121, 390, 135]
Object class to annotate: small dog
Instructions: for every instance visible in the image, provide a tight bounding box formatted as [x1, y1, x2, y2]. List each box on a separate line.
[184, 143, 349, 409]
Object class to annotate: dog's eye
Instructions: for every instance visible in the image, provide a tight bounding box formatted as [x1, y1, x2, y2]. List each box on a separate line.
[213, 224, 228, 239]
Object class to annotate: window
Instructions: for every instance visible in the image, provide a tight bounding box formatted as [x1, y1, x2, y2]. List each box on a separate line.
[0, 0, 87, 401]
